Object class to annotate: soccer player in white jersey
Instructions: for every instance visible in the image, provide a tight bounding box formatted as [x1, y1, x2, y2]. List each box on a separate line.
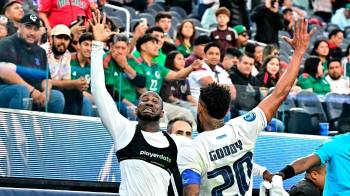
[89, 11, 184, 196]
[178, 18, 316, 196]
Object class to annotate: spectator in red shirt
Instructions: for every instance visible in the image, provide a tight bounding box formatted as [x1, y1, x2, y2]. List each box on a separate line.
[38, 0, 92, 32]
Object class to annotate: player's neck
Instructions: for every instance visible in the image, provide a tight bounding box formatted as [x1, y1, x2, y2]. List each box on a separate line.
[138, 120, 160, 133]
[202, 118, 225, 131]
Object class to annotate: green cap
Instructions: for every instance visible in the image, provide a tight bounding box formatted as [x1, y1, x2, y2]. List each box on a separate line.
[346, 3, 350, 10]
[233, 25, 247, 35]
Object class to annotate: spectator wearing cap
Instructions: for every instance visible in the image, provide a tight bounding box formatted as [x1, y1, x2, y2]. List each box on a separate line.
[233, 25, 249, 52]
[38, 0, 92, 32]
[2, 0, 24, 35]
[134, 34, 200, 126]
[0, 13, 65, 113]
[210, 7, 237, 59]
[42, 24, 93, 116]
[331, 3, 350, 31]
[251, 0, 283, 45]
[185, 35, 211, 67]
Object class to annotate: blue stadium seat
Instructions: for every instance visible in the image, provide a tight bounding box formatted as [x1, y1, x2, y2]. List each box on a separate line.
[148, 3, 165, 12]
[324, 93, 350, 131]
[137, 13, 155, 27]
[169, 6, 188, 19]
[285, 108, 318, 135]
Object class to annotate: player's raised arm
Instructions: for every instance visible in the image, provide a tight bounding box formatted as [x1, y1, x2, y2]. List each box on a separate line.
[258, 19, 316, 122]
[90, 11, 129, 142]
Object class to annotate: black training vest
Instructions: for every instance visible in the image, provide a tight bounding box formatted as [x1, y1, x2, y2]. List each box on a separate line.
[116, 125, 183, 196]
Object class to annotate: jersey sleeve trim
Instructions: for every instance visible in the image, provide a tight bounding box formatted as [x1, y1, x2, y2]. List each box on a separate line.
[181, 169, 201, 186]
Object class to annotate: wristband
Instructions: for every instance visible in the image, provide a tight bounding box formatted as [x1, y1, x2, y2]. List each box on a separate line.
[279, 165, 295, 180]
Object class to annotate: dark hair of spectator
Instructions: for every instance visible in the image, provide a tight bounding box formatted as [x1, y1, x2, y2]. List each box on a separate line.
[225, 47, 242, 58]
[204, 42, 221, 53]
[2, 1, 21, 14]
[261, 55, 280, 87]
[327, 58, 341, 68]
[164, 50, 181, 70]
[166, 117, 193, 134]
[145, 26, 164, 34]
[136, 34, 158, 52]
[111, 34, 129, 44]
[304, 56, 321, 79]
[199, 83, 231, 119]
[282, 8, 293, 14]
[245, 43, 256, 55]
[78, 32, 93, 44]
[328, 29, 343, 39]
[263, 44, 279, 60]
[176, 20, 196, 46]
[306, 165, 324, 174]
[155, 12, 172, 22]
[311, 39, 329, 58]
[215, 7, 231, 17]
[239, 52, 255, 61]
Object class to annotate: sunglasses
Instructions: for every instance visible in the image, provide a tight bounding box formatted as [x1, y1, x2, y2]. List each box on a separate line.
[240, 33, 248, 37]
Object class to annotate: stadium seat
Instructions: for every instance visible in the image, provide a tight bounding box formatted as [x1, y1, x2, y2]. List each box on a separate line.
[277, 95, 296, 122]
[108, 16, 125, 31]
[189, 18, 203, 28]
[169, 6, 188, 19]
[326, 23, 340, 32]
[123, 6, 138, 19]
[169, 11, 184, 21]
[285, 108, 319, 135]
[148, 3, 165, 12]
[325, 93, 350, 131]
[295, 91, 328, 133]
[144, 8, 158, 16]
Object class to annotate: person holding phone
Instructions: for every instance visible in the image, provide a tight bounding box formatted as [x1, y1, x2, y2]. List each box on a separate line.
[251, 0, 284, 45]
[38, 0, 92, 33]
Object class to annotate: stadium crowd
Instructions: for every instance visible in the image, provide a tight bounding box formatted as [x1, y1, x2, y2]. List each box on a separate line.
[0, 0, 350, 195]
[0, 0, 350, 134]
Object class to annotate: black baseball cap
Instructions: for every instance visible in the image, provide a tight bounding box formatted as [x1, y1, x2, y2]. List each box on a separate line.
[20, 13, 41, 27]
[193, 35, 211, 46]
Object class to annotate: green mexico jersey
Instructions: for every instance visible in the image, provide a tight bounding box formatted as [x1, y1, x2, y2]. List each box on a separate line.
[135, 60, 170, 93]
[70, 54, 91, 91]
[103, 52, 140, 103]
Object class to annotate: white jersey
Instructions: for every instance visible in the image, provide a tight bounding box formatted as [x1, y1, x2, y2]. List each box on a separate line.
[178, 107, 267, 196]
[91, 41, 177, 196]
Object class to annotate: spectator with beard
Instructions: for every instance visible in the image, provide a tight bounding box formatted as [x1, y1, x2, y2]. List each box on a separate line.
[0, 13, 64, 113]
[325, 59, 350, 95]
[2, 1, 24, 35]
[42, 24, 93, 116]
[90, 12, 183, 195]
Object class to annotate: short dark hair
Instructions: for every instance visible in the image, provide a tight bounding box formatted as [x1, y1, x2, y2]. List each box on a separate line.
[328, 29, 343, 39]
[239, 52, 255, 61]
[136, 34, 158, 52]
[225, 47, 242, 58]
[204, 42, 221, 54]
[111, 34, 129, 44]
[327, 58, 341, 69]
[282, 8, 293, 14]
[145, 26, 164, 34]
[304, 56, 321, 78]
[306, 164, 325, 174]
[78, 32, 93, 44]
[199, 83, 231, 119]
[167, 117, 193, 134]
[155, 12, 172, 22]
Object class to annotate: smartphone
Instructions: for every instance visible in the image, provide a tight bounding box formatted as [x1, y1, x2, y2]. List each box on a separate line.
[140, 18, 147, 27]
[77, 16, 86, 24]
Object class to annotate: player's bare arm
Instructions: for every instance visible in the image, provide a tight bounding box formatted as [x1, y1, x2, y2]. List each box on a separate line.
[258, 18, 316, 122]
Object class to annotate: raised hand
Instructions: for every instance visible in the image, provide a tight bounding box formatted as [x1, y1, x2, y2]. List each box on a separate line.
[282, 18, 317, 54]
[191, 59, 203, 70]
[88, 10, 118, 43]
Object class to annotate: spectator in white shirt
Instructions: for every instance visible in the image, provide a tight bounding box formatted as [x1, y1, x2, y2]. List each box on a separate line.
[325, 59, 350, 95]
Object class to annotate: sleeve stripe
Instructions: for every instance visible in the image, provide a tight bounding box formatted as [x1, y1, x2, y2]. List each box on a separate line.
[181, 169, 201, 186]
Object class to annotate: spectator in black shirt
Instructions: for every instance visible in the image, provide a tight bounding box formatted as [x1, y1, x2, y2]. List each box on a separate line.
[0, 13, 65, 113]
[251, 0, 283, 45]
